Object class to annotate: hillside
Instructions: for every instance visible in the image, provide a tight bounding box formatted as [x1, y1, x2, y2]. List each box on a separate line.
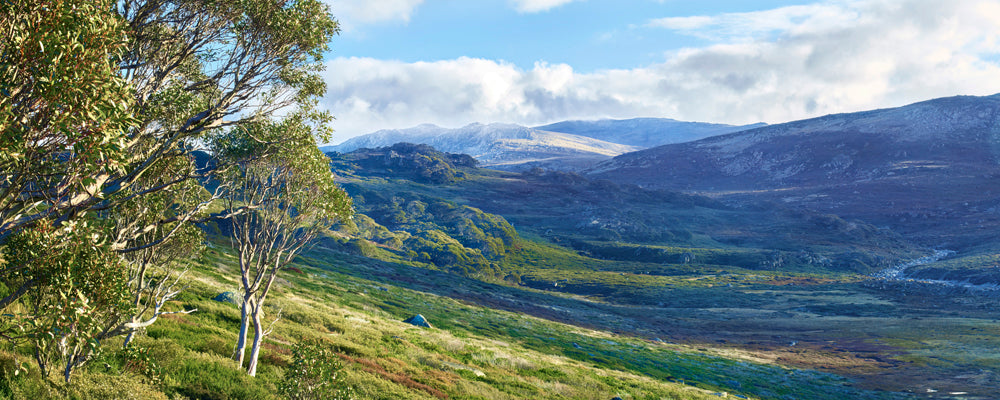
[587, 94, 1000, 252]
[323, 123, 640, 171]
[319, 144, 1000, 398]
[10, 139, 998, 399]
[328, 144, 921, 276]
[0, 235, 769, 400]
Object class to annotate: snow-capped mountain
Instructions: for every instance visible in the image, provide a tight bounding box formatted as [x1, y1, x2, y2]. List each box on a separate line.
[323, 123, 640, 171]
[535, 118, 766, 148]
[323, 118, 766, 171]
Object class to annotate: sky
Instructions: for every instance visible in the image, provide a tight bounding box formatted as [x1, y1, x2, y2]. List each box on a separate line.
[318, 0, 1000, 144]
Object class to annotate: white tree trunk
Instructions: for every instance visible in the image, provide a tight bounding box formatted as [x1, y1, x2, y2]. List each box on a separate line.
[234, 297, 252, 367]
[246, 307, 263, 376]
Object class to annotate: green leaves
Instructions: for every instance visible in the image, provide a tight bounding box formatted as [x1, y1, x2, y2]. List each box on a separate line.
[3, 220, 132, 380]
[279, 339, 355, 400]
[0, 0, 136, 237]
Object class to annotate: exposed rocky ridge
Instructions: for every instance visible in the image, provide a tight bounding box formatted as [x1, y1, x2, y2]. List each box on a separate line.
[586, 94, 1000, 249]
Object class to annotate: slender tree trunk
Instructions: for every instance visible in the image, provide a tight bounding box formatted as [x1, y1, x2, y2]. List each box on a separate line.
[34, 345, 47, 378]
[247, 306, 263, 377]
[123, 329, 136, 348]
[124, 256, 150, 349]
[234, 296, 252, 367]
[63, 357, 74, 383]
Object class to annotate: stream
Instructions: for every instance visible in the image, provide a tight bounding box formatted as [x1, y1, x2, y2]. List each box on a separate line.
[871, 249, 1000, 292]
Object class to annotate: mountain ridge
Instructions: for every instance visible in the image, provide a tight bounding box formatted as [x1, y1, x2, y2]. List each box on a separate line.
[324, 118, 763, 171]
[535, 117, 766, 148]
[586, 93, 1000, 249]
[323, 123, 640, 171]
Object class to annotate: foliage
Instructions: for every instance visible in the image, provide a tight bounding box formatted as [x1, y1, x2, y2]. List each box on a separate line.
[0, 0, 346, 387]
[0, 0, 135, 239]
[2, 221, 131, 382]
[1, 0, 345, 308]
[119, 345, 163, 384]
[279, 339, 355, 400]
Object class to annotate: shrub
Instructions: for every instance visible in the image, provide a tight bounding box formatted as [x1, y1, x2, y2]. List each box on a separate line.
[120, 345, 163, 384]
[279, 339, 355, 400]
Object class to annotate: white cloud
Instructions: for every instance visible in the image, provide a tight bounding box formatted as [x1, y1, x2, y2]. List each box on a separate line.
[509, 0, 577, 13]
[648, 3, 862, 41]
[326, 0, 424, 25]
[320, 0, 1000, 144]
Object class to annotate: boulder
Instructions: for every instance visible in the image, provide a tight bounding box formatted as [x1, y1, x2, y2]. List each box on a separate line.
[403, 314, 432, 328]
[213, 291, 240, 305]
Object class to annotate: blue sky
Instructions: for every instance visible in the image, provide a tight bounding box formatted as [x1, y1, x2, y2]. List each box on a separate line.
[330, 1, 816, 72]
[319, 0, 1000, 144]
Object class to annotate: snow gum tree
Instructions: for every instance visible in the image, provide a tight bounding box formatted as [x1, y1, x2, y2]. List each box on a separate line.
[214, 115, 352, 376]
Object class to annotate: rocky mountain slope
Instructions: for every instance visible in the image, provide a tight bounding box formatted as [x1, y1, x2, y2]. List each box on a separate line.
[587, 94, 1000, 249]
[535, 118, 765, 148]
[323, 123, 640, 171]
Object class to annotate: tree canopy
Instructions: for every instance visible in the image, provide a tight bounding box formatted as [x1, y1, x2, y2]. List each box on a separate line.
[0, 0, 347, 382]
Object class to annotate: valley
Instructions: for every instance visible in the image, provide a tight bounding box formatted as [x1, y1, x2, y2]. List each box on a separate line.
[7, 3, 998, 399]
[319, 96, 1000, 399]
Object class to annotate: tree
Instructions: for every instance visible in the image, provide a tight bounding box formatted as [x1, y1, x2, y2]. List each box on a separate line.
[0, 0, 342, 381]
[1, 0, 341, 310]
[0, 0, 135, 252]
[106, 157, 210, 348]
[214, 116, 352, 376]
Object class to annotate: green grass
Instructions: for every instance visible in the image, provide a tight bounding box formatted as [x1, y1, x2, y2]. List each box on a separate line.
[0, 237, 755, 400]
[0, 232, 928, 399]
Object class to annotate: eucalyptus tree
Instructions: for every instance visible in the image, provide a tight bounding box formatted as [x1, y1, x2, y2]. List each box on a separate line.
[0, 0, 341, 381]
[0, 0, 135, 381]
[214, 115, 352, 376]
[0, 0, 340, 303]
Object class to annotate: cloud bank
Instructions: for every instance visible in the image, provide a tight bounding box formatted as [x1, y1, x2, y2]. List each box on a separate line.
[320, 0, 1000, 144]
[509, 0, 578, 13]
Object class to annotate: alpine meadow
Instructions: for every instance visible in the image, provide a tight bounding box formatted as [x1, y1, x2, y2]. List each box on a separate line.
[3, 1, 1000, 400]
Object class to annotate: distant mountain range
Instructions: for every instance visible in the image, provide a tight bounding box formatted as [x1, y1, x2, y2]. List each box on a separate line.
[323, 119, 763, 171]
[535, 118, 766, 148]
[323, 123, 639, 171]
[587, 94, 1000, 250]
[325, 93, 1000, 249]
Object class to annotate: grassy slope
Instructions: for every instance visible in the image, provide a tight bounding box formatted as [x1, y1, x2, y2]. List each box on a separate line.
[0, 237, 741, 400]
[0, 234, 928, 400]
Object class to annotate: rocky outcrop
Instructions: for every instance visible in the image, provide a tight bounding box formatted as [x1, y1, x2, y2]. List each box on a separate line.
[403, 314, 432, 328]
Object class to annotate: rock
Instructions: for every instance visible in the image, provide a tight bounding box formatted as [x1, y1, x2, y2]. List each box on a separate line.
[403, 314, 432, 328]
[611, 397, 624, 400]
[213, 291, 240, 305]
